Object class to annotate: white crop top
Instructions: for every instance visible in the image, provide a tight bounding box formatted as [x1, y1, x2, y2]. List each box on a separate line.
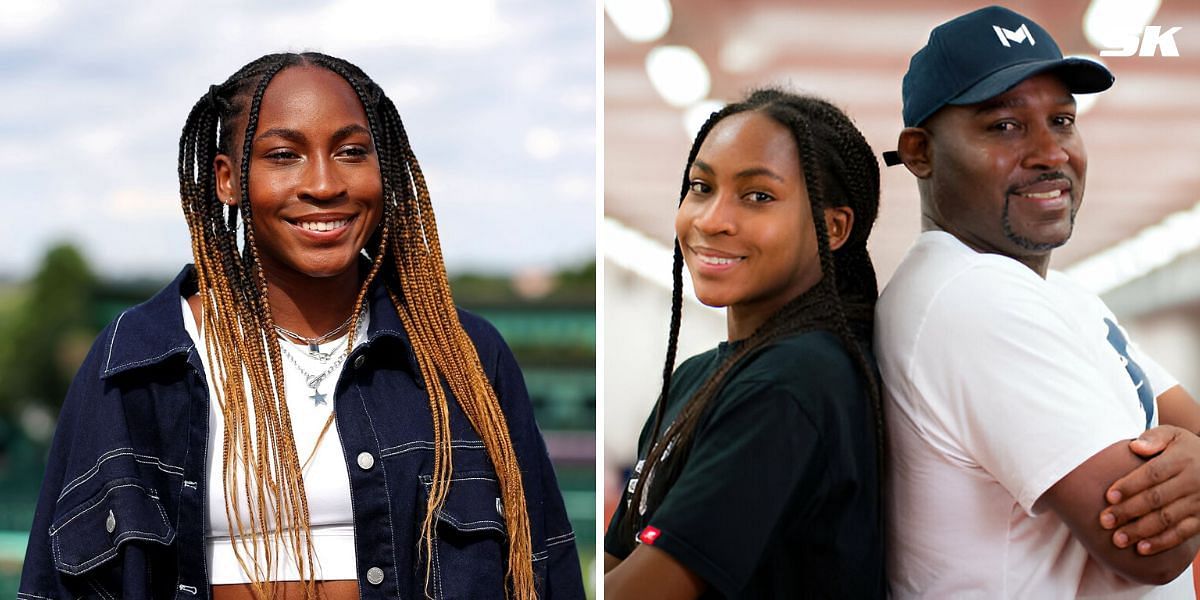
[181, 297, 363, 583]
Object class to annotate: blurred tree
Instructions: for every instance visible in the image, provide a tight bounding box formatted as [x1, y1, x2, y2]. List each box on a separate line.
[451, 261, 596, 307]
[557, 260, 596, 288]
[0, 243, 97, 418]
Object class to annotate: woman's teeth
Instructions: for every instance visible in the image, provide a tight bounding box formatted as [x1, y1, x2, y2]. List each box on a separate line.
[697, 254, 741, 265]
[298, 219, 349, 232]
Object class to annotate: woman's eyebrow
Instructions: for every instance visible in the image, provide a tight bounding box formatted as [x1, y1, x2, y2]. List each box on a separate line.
[332, 123, 371, 143]
[255, 127, 305, 144]
[733, 167, 784, 182]
[254, 124, 370, 145]
[691, 160, 785, 182]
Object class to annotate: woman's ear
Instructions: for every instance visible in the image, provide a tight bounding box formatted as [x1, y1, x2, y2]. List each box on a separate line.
[214, 154, 238, 206]
[823, 206, 855, 251]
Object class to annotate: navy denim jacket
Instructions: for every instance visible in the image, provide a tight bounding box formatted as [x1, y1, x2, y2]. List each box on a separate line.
[19, 266, 585, 599]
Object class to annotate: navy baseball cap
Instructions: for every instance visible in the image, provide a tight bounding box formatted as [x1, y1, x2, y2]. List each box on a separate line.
[882, 5, 1114, 166]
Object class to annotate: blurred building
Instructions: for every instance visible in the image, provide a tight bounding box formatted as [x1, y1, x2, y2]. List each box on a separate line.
[457, 269, 598, 564]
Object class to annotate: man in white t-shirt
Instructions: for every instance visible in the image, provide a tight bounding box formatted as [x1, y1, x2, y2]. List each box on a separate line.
[877, 6, 1200, 598]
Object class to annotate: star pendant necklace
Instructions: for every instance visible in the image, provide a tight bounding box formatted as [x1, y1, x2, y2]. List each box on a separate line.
[279, 342, 347, 406]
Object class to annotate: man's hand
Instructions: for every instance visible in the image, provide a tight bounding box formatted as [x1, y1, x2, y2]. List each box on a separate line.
[1100, 425, 1200, 556]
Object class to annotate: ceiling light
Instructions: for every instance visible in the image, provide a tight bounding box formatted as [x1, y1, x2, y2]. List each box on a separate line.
[645, 45, 710, 108]
[605, 0, 672, 44]
[1066, 201, 1200, 294]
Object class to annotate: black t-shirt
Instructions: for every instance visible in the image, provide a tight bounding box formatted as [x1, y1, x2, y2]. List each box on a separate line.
[605, 330, 885, 598]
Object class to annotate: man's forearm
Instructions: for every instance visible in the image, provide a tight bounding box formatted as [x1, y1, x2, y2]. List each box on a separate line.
[1045, 439, 1197, 584]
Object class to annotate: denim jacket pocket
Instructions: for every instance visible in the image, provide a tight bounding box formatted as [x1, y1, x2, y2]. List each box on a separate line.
[49, 480, 176, 576]
[419, 471, 509, 600]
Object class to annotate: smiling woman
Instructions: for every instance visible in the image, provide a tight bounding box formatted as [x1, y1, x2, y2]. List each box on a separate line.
[18, 52, 584, 600]
[604, 89, 885, 598]
[217, 67, 385, 288]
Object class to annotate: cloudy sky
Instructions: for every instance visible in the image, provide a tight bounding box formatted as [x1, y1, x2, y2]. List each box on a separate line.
[0, 0, 595, 279]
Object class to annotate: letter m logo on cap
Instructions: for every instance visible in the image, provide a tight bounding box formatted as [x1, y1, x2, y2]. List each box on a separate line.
[993, 23, 1035, 47]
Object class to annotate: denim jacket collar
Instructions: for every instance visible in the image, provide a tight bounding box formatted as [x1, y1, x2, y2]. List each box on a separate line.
[100, 264, 416, 380]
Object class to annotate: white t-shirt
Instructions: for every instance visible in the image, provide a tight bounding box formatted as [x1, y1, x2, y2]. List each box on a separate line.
[181, 297, 361, 583]
[877, 231, 1192, 599]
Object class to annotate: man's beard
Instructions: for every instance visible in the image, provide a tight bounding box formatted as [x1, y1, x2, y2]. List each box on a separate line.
[1001, 196, 1078, 252]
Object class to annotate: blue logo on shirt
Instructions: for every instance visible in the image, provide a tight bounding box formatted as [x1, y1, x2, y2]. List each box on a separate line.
[1105, 318, 1154, 429]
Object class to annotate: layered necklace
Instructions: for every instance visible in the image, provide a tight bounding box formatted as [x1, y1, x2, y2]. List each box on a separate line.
[275, 307, 367, 407]
[274, 310, 357, 360]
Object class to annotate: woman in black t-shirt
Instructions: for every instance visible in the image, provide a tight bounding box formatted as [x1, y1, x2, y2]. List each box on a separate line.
[604, 89, 885, 598]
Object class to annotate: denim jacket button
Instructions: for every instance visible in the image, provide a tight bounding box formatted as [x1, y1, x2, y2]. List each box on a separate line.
[366, 566, 384, 585]
[354, 355, 366, 369]
[357, 451, 375, 470]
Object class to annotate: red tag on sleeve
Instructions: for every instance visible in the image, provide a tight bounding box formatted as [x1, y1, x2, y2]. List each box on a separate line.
[638, 526, 661, 545]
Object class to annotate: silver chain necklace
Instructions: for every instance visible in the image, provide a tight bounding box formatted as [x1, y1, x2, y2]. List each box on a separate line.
[273, 310, 358, 358]
[276, 307, 368, 406]
[284, 332, 349, 365]
[279, 342, 347, 407]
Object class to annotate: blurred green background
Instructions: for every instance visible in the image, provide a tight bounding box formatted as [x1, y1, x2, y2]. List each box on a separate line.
[0, 243, 596, 596]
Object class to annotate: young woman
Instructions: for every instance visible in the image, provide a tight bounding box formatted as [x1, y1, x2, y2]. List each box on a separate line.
[604, 90, 885, 598]
[19, 52, 583, 600]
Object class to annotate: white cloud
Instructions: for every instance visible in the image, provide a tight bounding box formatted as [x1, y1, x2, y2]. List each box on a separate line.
[525, 127, 563, 161]
[0, 140, 37, 169]
[106, 187, 178, 220]
[263, 0, 512, 52]
[0, 0, 62, 41]
[559, 85, 595, 112]
[75, 126, 126, 159]
[554, 175, 593, 200]
[378, 78, 442, 109]
[0, 0, 593, 278]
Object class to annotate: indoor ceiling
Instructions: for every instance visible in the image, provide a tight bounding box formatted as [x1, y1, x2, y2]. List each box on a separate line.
[604, 0, 1200, 288]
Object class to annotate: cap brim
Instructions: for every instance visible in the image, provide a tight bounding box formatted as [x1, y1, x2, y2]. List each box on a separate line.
[950, 57, 1114, 106]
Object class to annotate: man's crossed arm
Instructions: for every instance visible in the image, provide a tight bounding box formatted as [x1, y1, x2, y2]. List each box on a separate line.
[1044, 385, 1200, 585]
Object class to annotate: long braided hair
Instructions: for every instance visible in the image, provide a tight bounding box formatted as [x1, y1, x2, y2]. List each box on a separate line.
[616, 89, 882, 542]
[178, 52, 534, 599]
